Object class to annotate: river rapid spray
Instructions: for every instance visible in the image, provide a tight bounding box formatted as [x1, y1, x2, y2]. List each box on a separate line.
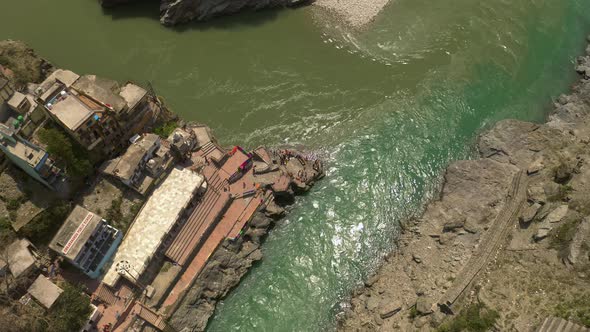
[0, 0, 589, 330]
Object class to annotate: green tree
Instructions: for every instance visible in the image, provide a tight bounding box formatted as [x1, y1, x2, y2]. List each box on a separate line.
[47, 283, 92, 332]
[19, 204, 71, 245]
[153, 120, 178, 138]
[37, 128, 92, 177]
[438, 303, 499, 332]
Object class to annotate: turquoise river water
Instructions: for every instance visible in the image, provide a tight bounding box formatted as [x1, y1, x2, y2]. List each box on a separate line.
[1, 0, 590, 330]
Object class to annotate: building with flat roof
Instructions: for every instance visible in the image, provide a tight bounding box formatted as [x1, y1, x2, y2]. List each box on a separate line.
[27, 275, 63, 309]
[36, 70, 126, 155]
[120, 83, 147, 112]
[7, 91, 37, 115]
[0, 124, 60, 188]
[72, 75, 128, 114]
[0, 239, 38, 279]
[168, 127, 198, 160]
[49, 205, 122, 279]
[102, 166, 204, 287]
[100, 133, 174, 195]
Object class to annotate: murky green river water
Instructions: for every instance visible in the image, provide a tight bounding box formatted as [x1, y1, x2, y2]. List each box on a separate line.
[2, 0, 590, 330]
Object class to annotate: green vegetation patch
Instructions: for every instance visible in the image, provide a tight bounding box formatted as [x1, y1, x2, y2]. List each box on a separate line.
[161, 261, 173, 273]
[153, 120, 178, 138]
[106, 197, 142, 233]
[555, 293, 590, 327]
[37, 127, 93, 178]
[19, 203, 71, 245]
[0, 54, 35, 88]
[4, 195, 27, 222]
[549, 217, 582, 261]
[408, 306, 419, 320]
[0, 216, 16, 250]
[45, 283, 92, 332]
[547, 185, 573, 202]
[437, 303, 499, 332]
[105, 196, 123, 224]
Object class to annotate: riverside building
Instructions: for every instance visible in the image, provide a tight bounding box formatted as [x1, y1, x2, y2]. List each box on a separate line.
[35, 69, 159, 156]
[100, 133, 174, 195]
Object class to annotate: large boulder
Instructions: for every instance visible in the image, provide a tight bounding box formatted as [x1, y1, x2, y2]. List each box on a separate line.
[415, 297, 433, 315]
[265, 201, 286, 219]
[534, 226, 552, 242]
[520, 203, 541, 224]
[443, 218, 466, 232]
[545, 205, 569, 223]
[576, 56, 590, 78]
[566, 218, 590, 265]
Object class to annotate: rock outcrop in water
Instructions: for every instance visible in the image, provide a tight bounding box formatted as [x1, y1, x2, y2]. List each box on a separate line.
[99, 0, 312, 26]
[159, 0, 311, 25]
[339, 37, 590, 331]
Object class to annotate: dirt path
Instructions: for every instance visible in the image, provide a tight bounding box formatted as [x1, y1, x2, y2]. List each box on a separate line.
[438, 170, 527, 312]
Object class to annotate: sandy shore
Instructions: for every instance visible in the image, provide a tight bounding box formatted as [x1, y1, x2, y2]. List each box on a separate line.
[314, 0, 391, 27]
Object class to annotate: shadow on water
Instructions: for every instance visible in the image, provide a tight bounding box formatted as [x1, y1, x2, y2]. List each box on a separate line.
[100, 0, 312, 32]
[170, 8, 283, 33]
[100, 0, 161, 21]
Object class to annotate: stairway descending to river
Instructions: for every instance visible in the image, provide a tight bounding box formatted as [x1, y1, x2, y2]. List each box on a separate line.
[438, 170, 528, 312]
[165, 169, 232, 266]
[200, 142, 217, 156]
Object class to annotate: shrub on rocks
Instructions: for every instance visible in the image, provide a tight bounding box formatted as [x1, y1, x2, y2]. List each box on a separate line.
[437, 303, 499, 332]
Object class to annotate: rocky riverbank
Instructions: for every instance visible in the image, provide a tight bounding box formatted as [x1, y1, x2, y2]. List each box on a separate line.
[339, 38, 590, 331]
[168, 208, 283, 330]
[0, 40, 54, 89]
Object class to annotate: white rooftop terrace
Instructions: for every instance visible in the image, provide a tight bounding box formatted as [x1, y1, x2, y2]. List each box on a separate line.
[28, 275, 63, 309]
[48, 93, 94, 131]
[2, 137, 47, 168]
[119, 83, 147, 110]
[38, 69, 80, 103]
[102, 166, 204, 287]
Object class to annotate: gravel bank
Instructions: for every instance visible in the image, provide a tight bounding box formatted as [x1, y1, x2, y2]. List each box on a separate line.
[314, 0, 391, 27]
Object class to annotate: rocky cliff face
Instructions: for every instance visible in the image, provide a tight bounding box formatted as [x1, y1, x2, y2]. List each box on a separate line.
[100, 0, 311, 25]
[160, 0, 310, 25]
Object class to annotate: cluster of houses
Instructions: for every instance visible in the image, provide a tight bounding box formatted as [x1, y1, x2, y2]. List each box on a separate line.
[0, 67, 220, 331]
[0, 67, 165, 329]
[0, 67, 161, 189]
